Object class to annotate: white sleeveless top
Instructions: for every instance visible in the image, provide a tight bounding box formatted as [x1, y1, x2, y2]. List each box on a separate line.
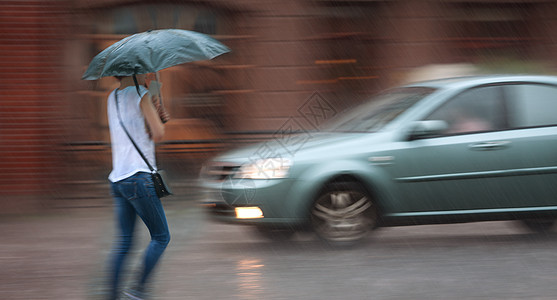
[107, 86, 157, 182]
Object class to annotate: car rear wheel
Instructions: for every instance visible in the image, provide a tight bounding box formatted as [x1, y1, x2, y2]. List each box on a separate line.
[521, 219, 556, 233]
[311, 182, 377, 246]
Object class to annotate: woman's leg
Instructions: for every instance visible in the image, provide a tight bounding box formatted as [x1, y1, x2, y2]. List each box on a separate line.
[108, 181, 137, 299]
[127, 173, 171, 291]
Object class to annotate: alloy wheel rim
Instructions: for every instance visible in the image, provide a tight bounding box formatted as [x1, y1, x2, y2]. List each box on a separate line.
[312, 191, 375, 242]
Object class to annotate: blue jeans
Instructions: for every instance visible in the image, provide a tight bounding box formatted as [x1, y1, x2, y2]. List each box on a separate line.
[108, 172, 170, 299]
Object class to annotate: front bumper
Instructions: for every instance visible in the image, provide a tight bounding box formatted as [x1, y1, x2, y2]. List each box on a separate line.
[199, 178, 307, 226]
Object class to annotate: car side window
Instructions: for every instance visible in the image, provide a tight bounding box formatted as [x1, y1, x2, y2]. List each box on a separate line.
[506, 84, 557, 128]
[425, 85, 505, 135]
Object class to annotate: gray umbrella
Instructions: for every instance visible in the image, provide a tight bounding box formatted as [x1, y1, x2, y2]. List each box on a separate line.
[82, 29, 230, 80]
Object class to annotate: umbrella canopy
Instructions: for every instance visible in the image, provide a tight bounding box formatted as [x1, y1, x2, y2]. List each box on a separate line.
[82, 29, 230, 80]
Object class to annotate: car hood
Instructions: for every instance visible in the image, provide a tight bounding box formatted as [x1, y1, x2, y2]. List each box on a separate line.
[215, 131, 389, 163]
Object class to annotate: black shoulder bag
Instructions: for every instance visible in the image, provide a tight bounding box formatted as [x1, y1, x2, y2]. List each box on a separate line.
[114, 89, 172, 198]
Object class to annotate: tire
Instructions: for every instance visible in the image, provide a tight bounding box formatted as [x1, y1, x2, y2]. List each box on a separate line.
[254, 225, 296, 241]
[521, 219, 556, 233]
[311, 182, 377, 246]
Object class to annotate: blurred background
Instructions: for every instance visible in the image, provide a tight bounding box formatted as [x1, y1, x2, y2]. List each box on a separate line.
[2, 0, 557, 212]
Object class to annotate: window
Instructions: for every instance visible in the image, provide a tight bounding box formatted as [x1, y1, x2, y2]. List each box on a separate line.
[446, 3, 534, 61]
[323, 87, 436, 132]
[426, 86, 505, 135]
[507, 84, 557, 128]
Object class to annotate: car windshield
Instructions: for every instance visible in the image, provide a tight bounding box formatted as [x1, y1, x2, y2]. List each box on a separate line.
[321, 87, 437, 132]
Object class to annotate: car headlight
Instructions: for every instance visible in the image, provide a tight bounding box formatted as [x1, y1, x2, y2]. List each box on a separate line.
[234, 158, 292, 179]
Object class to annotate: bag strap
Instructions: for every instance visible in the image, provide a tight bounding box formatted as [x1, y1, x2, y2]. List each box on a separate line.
[114, 88, 156, 173]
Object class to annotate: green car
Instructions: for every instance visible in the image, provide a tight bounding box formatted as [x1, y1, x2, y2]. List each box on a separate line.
[199, 75, 557, 245]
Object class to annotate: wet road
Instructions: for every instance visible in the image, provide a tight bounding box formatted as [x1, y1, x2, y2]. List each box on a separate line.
[160, 200, 557, 300]
[2, 197, 557, 299]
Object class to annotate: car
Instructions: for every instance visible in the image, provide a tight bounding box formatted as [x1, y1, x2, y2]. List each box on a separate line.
[199, 74, 557, 245]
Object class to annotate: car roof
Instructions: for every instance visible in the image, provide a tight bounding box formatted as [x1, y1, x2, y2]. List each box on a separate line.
[404, 74, 557, 90]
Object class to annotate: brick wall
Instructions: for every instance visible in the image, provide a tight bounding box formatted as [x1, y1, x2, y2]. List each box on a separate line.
[0, 1, 68, 210]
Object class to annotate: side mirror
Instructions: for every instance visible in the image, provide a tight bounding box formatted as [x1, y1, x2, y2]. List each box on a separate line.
[408, 120, 448, 140]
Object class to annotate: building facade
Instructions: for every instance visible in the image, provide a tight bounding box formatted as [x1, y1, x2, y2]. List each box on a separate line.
[2, 0, 557, 211]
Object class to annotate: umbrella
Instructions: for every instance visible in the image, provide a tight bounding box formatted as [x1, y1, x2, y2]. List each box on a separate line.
[82, 29, 230, 80]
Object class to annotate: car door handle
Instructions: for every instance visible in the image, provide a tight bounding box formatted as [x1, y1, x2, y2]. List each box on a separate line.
[468, 141, 511, 151]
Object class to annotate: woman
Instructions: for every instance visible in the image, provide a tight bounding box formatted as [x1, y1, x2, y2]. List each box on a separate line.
[106, 74, 170, 300]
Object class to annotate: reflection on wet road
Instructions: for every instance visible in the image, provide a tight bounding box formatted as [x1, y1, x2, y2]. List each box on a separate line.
[236, 259, 265, 300]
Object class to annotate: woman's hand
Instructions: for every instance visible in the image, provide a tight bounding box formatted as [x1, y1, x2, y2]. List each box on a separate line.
[151, 95, 170, 123]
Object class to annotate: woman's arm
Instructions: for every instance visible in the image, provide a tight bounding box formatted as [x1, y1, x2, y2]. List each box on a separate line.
[140, 94, 165, 142]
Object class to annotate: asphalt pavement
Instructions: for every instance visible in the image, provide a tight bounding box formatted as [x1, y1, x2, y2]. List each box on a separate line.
[3, 183, 557, 300]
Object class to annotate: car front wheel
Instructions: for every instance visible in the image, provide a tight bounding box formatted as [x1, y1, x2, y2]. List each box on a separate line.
[311, 182, 377, 246]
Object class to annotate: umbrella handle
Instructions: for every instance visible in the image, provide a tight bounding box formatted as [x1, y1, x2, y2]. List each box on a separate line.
[155, 72, 164, 105]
